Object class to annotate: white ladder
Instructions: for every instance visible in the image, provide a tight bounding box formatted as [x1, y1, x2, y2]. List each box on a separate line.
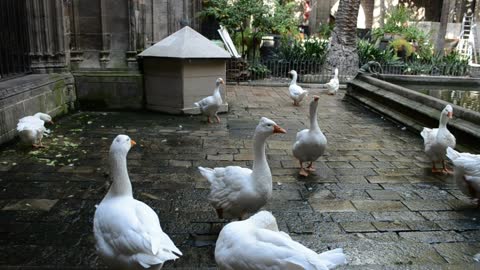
[456, 14, 477, 63]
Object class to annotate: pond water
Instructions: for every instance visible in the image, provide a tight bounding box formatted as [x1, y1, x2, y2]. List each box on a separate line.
[400, 84, 480, 113]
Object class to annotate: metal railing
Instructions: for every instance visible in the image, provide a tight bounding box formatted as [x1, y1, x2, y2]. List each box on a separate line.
[378, 62, 471, 77]
[227, 58, 353, 84]
[0, 0, 31, 81]
[227, 57, 474, 84]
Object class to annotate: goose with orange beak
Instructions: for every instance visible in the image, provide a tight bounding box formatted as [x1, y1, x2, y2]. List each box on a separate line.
[194, 78, 224, 123]
[94, 135, 182, 269]
[198, 117, 286, 220]
[293, 96, 327, 176]
[421, 104, 456, 174]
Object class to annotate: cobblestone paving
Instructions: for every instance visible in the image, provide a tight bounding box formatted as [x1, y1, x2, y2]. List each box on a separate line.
[1, 85, 480, 269]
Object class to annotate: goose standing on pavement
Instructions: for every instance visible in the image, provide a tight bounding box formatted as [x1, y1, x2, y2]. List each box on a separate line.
[17, 112, 53, 148]
[293, 96, 327, 177]
[420, 104, 456, 174]
[198, 117, 286, 220]
[194, 78, 224, 123]
[326, 68, 339, 95]
[288, 70, 308, 106]
[94, 135, 182, 269]
[446, 147, 480, 206]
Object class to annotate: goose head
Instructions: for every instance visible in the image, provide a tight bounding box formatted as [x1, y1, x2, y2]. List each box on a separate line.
[34, 112, 54, 124]
[443, 104, 453, 119]
[248, 211, 279, 231]
[110, 134, 136, 157]
[216, 78, 225, 87]
[288, 70, 298, 77]
[255, 117, 286, 138]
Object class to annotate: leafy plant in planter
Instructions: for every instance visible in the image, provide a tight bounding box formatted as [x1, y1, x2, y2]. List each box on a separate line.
[317, 23, 333, 39]
[390, 38, 415, 59]
[277, 37, 328, 62]
[357, 39, 399, 64]
[248, 62, 271, 79]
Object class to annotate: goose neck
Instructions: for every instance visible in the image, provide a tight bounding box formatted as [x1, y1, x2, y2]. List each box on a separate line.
[290, 73, 298, 85]
[309, 103, 320, 131]
[105, 151, 132, 199]
[252, 133, 272, 182]
[439, 113, 449, 128]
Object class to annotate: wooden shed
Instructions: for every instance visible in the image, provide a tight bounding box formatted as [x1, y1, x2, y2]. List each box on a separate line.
[138, 26, 230, 114]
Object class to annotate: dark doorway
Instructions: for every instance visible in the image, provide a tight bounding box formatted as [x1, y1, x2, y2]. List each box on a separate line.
[0, 0, 31, 81]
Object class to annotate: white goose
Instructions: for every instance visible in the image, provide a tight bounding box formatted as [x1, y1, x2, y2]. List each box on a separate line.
[293, 96, 327, 177]
[94, 135, 181, 269]
[194, 78, 224, 123]
[446, 147, 480, 206]
[16, 112, 53, 148]
[288, 70, 308, 106]
[326, 68, 339, 95]
[215, 211, 347, 270]
[420, 104, 456, 173]
[198, 117, 286, 220]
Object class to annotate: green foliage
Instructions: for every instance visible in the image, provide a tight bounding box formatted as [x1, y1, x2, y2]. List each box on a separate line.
[372, 5, 428, 45]
[403, 26, 428, 44]
[256, 1, 299, 36]
[200, 0, 298, 58]
[248, 62, 270, 79]
[390, 38, 414, 57]
[403, 51, 469, 76]
[317, 23, 333, 39]
[357, 39, 398, 64]
[200, 0, 266, 33]
[384, 5, 413, 31]
[278, 37, 328, 62]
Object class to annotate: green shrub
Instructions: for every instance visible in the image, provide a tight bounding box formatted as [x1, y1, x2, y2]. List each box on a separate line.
[277, 37, 328, 62]
[248, 63, 270, 79]
[390, 38, 415, 57]
[357, 39, 399, 64]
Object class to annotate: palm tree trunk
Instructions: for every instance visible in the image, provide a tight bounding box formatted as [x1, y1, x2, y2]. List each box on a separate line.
[435, 0, 450, 55]
[324, 0, 361, 77]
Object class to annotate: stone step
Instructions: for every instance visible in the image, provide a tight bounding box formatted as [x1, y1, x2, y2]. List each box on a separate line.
[347, 75, 480, 151]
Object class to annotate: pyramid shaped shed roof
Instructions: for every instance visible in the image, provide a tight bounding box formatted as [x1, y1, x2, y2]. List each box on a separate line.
[138, 26, 231, 59]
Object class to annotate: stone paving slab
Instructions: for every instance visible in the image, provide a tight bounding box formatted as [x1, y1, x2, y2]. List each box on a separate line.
[0, 86, 479, 269]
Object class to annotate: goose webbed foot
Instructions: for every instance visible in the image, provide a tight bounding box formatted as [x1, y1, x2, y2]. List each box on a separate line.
[442, 160, 454, 175]
[215, 115, 221, 123]
[299, 161, 309, 176]
[207, 117, 212, 124]
[431, 162, 443, 173]
[32, 143, 46, 148]
[306, 162, 316, 172]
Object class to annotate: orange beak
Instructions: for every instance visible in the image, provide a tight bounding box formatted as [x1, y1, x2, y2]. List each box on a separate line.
[313, 95, 319, 101]
[273, 125, 287, 134]
[447, 112, 453, 119]
[131, 139, 137, 147]
[49, 121, 54, 124]
[220, 79, 225, 84]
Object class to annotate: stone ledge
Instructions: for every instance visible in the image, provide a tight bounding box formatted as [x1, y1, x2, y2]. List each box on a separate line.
[346, 74, 480, 151]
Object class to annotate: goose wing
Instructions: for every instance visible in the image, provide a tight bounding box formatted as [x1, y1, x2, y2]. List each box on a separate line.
[198, 166, 252, 210]
[216, 225, 343, 270]
[94, 199, 181, 268]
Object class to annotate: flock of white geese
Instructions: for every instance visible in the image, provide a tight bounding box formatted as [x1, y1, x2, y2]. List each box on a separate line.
[14, 69, 480, 269]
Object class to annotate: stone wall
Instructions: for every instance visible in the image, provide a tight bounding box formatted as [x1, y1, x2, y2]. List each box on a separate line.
[73, 71, 143, 110]
[64, 0, 203, 108]
[0, 74, 76, 144]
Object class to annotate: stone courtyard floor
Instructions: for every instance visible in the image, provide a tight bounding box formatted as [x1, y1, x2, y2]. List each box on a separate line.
[1, 85, 480, 269]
